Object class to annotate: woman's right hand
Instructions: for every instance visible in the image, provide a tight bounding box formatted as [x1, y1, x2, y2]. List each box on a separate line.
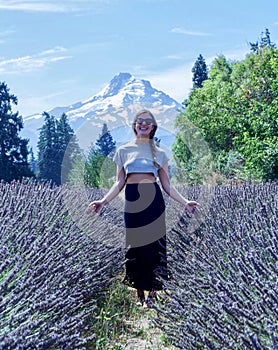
[185, 201, 200, 215]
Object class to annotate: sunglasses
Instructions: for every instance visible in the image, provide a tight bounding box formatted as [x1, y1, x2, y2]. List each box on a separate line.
[136, 118, 153, 125]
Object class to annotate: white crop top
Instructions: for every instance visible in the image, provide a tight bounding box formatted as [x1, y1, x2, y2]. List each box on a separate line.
[113, 140, 169, 178]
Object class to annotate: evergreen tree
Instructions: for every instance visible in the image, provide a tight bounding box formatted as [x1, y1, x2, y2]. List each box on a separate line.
[0, 81, 33, 182]
[37, 112, 80, 185]
[94, 123, 116, 157]
[249, 28, 276, 53]
[56, 113, 80, 184]
[29, 147, 37, 174]
[37, 112, 58, 183]
[192, 54, 208, 89]
[84, 124, 116, 188]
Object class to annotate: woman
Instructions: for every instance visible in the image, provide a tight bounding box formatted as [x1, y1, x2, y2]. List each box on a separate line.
[88, 109, 199, 308]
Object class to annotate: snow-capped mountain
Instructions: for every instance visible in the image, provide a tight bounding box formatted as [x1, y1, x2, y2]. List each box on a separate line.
[22, 72, 183, 153]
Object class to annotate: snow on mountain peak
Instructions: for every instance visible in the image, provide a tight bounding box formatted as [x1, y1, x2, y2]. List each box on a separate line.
[22, 72, 182, 153]
[83, 72, 135, 102]
[83, 72, 176, 108]
[103, 72, 134, 97]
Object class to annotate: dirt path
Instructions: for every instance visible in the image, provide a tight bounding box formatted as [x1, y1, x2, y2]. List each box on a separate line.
[95, 279, 176, 349]
[124, 312, 174, 350]
[122, 291, 176, 350]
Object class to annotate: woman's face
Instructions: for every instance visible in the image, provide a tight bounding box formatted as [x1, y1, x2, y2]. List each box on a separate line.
[134, 112, 154, 138]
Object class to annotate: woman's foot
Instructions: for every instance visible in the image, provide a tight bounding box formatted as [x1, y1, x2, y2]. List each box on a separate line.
[144, 291, 157, 308]
[136, 289, 145, 306]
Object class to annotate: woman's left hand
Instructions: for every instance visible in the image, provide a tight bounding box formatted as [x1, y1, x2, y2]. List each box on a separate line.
[87, 200, 106, 214]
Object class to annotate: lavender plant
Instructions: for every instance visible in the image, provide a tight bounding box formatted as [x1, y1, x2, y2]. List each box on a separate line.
[0, 180, 123, 349]
[155, 182, 278, 350]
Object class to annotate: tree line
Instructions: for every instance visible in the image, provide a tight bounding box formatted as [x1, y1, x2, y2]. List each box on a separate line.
[174, 28, 278, 183]
[0, 81, 116, 185]
[0, 29, 277, 185]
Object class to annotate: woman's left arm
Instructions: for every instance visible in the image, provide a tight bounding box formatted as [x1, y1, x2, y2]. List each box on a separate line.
[158, 162, 199, 214]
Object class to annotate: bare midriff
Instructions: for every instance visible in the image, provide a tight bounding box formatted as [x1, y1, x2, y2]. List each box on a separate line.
[126, 172, 156, 184]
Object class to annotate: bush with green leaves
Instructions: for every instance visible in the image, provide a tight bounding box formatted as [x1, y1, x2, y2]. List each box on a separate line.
[174, 39, 278, 182]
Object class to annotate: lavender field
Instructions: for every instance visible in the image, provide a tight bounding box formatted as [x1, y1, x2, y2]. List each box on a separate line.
[0, 180, 123, 349]
[0, 180, 277, 349]
[156, 182, 278, 350]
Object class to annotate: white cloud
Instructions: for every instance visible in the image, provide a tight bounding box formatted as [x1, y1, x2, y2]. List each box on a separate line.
[38, 46, 67, 56]
[171, 27, 211, 36]
[0, 28, 16, 38]
[0, 0, 97, 12]
[0, 46, 71, 74]
[163, 54, 183, 60]
[0, 0, 111, 13]
[0, 1, 66, 12]
[0, 28, 16, 44]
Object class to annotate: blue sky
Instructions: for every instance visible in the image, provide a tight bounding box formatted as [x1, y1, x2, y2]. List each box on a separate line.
[0, 0, 278, 118]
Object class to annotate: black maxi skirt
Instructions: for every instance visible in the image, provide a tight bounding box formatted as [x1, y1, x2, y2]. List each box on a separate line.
[123, 182, 168, 291]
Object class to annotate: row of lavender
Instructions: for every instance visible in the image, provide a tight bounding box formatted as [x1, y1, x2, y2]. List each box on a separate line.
[155, 182, 278, 349]
[0, 180, 123, 349]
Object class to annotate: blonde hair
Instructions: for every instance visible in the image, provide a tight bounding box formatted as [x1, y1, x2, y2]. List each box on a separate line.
[132, 109, 160, 168]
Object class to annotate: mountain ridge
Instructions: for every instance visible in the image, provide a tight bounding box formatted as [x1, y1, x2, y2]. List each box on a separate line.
[21, 72, 183, 153]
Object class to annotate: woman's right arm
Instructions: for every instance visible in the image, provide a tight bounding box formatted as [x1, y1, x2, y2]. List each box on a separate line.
[87, 165, 126, 214]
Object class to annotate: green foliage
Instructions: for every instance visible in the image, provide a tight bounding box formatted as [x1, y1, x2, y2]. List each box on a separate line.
[231, 47, 278, 180]
[37, 112, 80, 185]
[84, 150, 105, 188]
[179, 56, 236, 154]
[174, 30, 278, 182]
[84, 148, 116, 188]
[68, 152, 87, 187]
[172, 116, 214, 185]
[215, 150, 245, 179]
[0, 81, 33, 182]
